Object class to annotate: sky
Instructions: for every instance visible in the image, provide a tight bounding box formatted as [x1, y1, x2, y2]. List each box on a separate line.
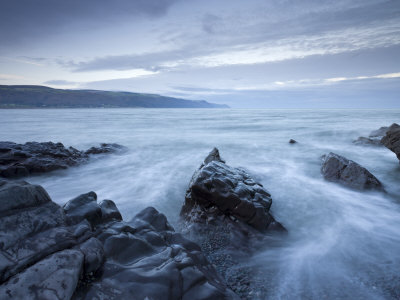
[0, 0, 399, 108]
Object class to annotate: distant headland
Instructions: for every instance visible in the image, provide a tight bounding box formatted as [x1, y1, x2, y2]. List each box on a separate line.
[0, 85, 229, 108]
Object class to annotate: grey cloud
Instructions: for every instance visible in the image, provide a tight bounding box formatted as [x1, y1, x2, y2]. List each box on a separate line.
[0, 0, 177, 49]
[202, 14, 223, 34]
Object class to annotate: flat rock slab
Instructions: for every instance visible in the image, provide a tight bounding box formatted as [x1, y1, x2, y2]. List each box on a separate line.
[0, 141, 126, 178]
[381, 123, 400, 163]
[321, 152, 382, 190]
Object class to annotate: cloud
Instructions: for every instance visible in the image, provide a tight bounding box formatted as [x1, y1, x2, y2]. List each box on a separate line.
[43, 80, 78, 86]
[0, 0, 178, 47]
[0, 74, 25, 81]
[63, 18, 400, 73]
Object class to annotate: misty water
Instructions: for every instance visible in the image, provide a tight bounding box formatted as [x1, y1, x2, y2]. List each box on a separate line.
[1, 108, 400, 299]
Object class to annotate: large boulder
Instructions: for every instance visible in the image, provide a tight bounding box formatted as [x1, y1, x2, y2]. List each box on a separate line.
[180, 148, 285, 298]
[0, 141, 125, 178]
[381, 123, 400, 163]
[0, 179, 236, 299]
[182, 148, 284, 232]
[321, 152, 382, 190]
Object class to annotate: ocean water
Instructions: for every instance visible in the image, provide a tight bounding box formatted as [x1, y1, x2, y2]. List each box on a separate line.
[1, 108, 400, 299]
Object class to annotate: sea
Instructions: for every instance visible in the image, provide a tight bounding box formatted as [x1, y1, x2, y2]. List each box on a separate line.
[1, 108, 399, 299]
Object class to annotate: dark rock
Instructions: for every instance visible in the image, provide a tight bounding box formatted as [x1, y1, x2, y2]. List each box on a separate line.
[321, 152, 382, 190]
[353, 136, 382, 146]
[381, 123, 400, 163]
[76, 237, 105, 276]
[180, 148, 286, 298]
[289, 139, 297, 144]
[0, 180, 237, 299]
[353, 125, 390, 146]
[99, 199, 123, 222]
[0, 141, 125, 178]
[84, 143, 126, 155]
[182, 148, 284, 232]
[63, 192, 102, 226]
[0, 179, 92, 284]
[370, 126, 389, 137]
[0, 249, 84, 300]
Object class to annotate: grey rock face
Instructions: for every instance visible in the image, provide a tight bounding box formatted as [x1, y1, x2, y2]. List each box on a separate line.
[0, 141, 125, 178]
[381, 123, 400, 163]
[77, 207, 238, 300]
[181, 148, 285, 298]
[353, 125, 390, 146]
[321, 152, 382, 190]
[0, 249, 84, 300]
[0, 179, 236, 300]
[0, 180, 89, 284]
[182, 148, 284, 232]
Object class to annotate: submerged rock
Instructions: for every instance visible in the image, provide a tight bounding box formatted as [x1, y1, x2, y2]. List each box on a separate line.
[321, 152, 382, 190]
[0, 141, 125, 178]
[181, 148, 285, 298]
[381, 123, 400, 163]
[353, 125, 390, 146]
[0, 179, 236, 299]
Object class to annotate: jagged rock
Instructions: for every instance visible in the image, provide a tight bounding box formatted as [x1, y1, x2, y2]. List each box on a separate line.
[0, 141, 125, 178]
[381, 123, 400, 163]
[180, 148, 285, 298]
[182, 148, 284, 232]
[353, 125, 390, 146]
[0, 180, 236, 300]
[321, 152, 382, 190]
[84, 143, 126, 155]
[289, 139, 297, 144]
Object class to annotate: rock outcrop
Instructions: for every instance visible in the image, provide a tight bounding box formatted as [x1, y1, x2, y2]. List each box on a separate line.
[0, 179, 236, 299]
[180, 148, 285, 298]
[0, 141, 125, 178]
[321, 152, 382, 190]
[353, 125, 390, 146]
[381, 123, 400, 163]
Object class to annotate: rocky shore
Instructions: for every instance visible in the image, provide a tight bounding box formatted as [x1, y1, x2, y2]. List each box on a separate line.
[0, 123, 398, 299]
[0, 141, 125, 178]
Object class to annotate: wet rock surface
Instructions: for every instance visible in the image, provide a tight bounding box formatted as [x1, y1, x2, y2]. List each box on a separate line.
[381, 123, 400, 163]
[0, 141, 125, 178]
[353, 125, 390, 146]
[321, 152, 382, 190]
[0, 179, 236, 300]
[180, 148, 286, 298]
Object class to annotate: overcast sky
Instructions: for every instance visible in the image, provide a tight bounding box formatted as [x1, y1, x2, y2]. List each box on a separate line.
[0, 0, 399, 108]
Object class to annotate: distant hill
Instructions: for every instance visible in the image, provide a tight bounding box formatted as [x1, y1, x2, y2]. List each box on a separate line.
[0, 85, 229, 108]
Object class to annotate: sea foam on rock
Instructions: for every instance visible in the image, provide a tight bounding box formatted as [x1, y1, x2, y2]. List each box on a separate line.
[0, 141, 126, 178]
[0, 179, 236, 299]
[180, 148, 286, 298]
[353, 125, 390, 146]
[321, 152, 382, 190]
